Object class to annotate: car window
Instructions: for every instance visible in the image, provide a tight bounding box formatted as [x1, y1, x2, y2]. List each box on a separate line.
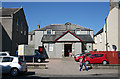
[91, 54, 97, 58]
[0, 57, 3, 62]
[1, 53, 7, 56]
[2, 57, 13, 62]
[86, 54, 91, 57]
[96, 54, 103, 57]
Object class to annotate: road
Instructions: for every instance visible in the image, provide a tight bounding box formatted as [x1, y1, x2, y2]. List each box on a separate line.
[1, 58, 120, 79]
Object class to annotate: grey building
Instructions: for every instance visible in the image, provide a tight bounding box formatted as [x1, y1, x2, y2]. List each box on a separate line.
[0, 7, 28, 56]
[29, 22, 94, 58]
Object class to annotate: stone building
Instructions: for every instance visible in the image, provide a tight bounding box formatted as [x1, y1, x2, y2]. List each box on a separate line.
[29, 22, 94, 58]
[0, 7, 28, 55]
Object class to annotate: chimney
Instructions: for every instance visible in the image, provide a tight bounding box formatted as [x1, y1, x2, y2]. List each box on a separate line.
[37, 25, 40, 29]
[110, 0, 119, 11]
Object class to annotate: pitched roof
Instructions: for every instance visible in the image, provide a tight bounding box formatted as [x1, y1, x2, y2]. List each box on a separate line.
[0, 8, 20, 17]
[35, 23, 93, 31]
[42, 31, 94, 43]
[54, 30, 82, 42]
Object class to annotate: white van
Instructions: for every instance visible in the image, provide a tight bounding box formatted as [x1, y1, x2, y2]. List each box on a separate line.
[0, 52, 10, 56]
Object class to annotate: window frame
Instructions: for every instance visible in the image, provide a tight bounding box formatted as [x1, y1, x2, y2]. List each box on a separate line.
[48, 43, 54, 52]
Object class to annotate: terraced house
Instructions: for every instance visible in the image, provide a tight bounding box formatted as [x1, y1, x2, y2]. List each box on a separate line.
[28, 22, 94, 58]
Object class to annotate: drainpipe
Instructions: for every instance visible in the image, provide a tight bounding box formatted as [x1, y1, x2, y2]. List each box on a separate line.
[105, 17, 108, 51]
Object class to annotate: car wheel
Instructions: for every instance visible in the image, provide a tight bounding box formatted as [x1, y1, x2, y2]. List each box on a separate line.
[85, 61, 90, 65]
[102, 60, 107, 65]
[10, 68, 19, 76]
[37, 59, 41, 63]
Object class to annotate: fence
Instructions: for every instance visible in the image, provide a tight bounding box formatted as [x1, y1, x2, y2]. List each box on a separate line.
[89, 51, 120, 64]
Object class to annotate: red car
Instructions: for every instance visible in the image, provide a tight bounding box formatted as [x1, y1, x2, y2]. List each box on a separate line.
[75, 53, 91, 62]
[85, 53, 108, 65]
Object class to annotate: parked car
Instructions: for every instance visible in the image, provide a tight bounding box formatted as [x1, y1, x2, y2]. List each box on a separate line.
[19, 50, 46, 63]
[85, 53, 108, 65]
[75, 53, 91, 62]
[74, 53, 84, 58]
[0, 56, 27, 76]
[0, 52, 10, 56]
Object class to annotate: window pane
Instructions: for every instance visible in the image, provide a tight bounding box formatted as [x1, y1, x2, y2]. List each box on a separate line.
[2, 57, 13, 62]
[49, 44, 53, 51]
[47, 30, 51, 34]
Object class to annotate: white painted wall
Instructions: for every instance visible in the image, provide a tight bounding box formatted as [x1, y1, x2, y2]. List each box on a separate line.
[34, 31, 43, 49]
[107, 7, 118, 51]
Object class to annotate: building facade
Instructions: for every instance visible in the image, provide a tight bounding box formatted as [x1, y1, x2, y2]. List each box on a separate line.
[29, 22, 94, 58]
[0, 7, 28, 55]
[94, 0, 120, 51]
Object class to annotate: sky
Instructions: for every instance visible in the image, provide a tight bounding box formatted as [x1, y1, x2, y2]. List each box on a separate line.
[2, 2, 110, 34]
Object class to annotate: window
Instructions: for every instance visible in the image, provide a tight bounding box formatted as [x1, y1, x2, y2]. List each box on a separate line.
[24, 31, 26, 35]
[47, 30, 51, 34]
[96, 54, 103, 57]
[21, 22, 23, 34]
[30, 35, 33, 41]
[95, 37, 97, 43]
[0, 53, 7, 56]
[17, 18, 19, 26]
[2, 57, 13, 62]
[76, 30, 80, 34]
[49, 43, 53, 51]
[100, 34, 102, 43]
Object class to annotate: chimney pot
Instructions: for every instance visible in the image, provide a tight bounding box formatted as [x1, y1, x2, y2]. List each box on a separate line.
[37, 25, 40, 29]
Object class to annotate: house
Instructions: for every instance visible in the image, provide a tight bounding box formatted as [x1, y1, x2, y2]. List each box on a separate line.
[28, 22, 94, 58]
[0, 7, 28, 55]
[93, 0, 120, 51]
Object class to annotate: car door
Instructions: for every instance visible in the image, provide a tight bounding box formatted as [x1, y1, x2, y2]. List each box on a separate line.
[90, 54, 98, 63]
[0, 57, 13, 73]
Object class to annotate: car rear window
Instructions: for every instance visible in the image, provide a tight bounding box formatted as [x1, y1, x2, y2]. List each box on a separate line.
[2, 57, 13, 62]
[0, 53, 7, 56]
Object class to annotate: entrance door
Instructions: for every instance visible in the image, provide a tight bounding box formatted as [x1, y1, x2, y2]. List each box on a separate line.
[64, 44, 72, 57]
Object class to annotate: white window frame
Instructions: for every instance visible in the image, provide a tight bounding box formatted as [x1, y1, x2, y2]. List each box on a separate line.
[47, 29, 52, 34]
[48, 43, 53, 51]
[100, 34, 102, 43]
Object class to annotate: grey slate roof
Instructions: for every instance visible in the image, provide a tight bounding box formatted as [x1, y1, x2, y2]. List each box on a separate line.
[0, 8, 19, 17]
[35, 24, 93, 31]
[42, 34, 94, 43]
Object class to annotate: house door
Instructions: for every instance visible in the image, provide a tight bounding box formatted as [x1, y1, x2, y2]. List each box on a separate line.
[64, 44, 72, 57]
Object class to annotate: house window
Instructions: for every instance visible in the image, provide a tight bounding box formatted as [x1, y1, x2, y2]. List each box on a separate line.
[30, 35, 33, 41]
[95, 37, 97, 43]
[48, 43, 53, 51]
[47, 30, 51, 34]
[100, 34, 102, 43]
[76, 30, 80, 34]
[24, 31, 26, 35]
[17, 18, 19, 26]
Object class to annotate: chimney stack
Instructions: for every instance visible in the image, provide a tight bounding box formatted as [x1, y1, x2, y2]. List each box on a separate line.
[37, 25, 40, 29]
